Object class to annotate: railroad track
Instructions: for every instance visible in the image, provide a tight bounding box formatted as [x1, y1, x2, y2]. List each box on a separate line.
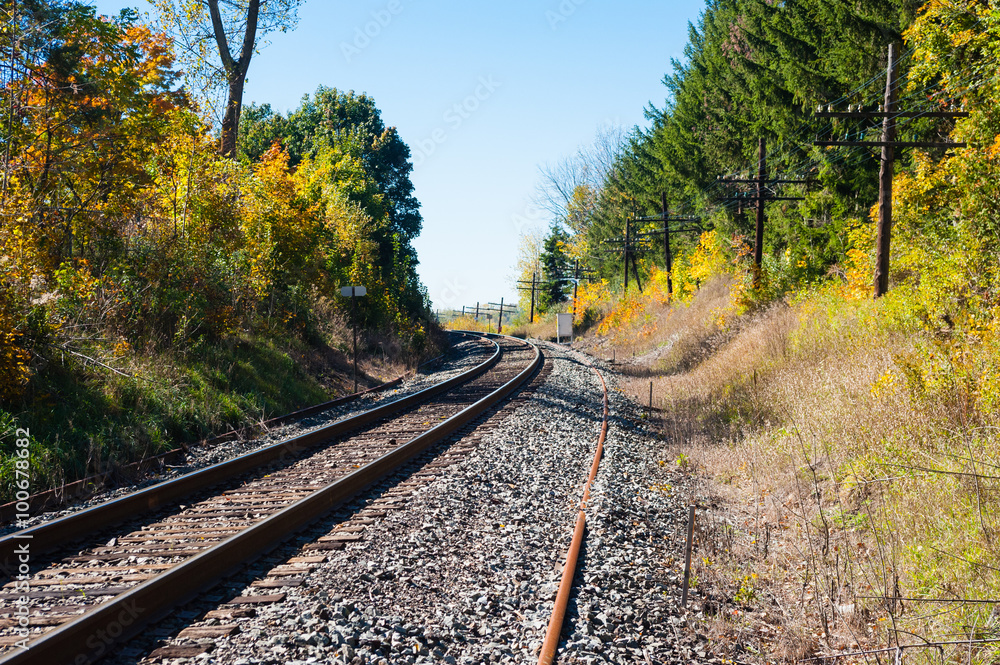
[0, 332, 542, 665]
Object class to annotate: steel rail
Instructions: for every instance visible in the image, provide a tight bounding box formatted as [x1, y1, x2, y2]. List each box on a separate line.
[0, 335, 542, 665]
[0, 342, 456, 525]
[538, 352, 609, 665]
[0, 333, 499, 569]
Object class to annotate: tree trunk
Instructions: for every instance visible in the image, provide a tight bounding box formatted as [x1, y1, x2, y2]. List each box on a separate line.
[219, 68, 247, 158]
[208, 0, 259, 159]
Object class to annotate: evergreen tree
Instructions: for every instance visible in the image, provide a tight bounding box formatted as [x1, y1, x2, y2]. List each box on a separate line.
[574, 0, 935, 288]
[539, 224, 572, 311]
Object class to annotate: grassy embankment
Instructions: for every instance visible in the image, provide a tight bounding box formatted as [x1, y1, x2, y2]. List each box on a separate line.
[576, 270, 1000, 662]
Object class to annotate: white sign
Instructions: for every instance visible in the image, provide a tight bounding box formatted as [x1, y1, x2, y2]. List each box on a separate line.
[341, 286, 367, 297]
[557, 313, 573, 342]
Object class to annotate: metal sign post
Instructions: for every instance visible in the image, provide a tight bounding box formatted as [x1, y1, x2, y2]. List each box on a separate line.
[341, 286, 367, 392]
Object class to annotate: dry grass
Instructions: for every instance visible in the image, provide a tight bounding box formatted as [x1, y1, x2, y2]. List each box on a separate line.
[575, 276, 735, 368]
[591, 280, 1000, 663]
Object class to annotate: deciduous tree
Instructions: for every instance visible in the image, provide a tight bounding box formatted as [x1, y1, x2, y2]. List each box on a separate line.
[154, 0, 302, 157]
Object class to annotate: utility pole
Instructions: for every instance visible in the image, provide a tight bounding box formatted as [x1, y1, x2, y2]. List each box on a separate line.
[604, 217, 644, 293]
[487, 299, 517, 334]
[531, 272, 536, 323]
[624, 216, 631, 292]
[635, 195, 701, 299]
[516, 273, 538, 323]
[754, 138, 766, 279]
[814, 43, 966, 298]
[875, 43, 898, 297]
[572, 259, 580, 317]
[631, 226, 642, 292]
[545, 261, 595, 319]
[662, 192, 672, 296]
[718, 152, 809, 286]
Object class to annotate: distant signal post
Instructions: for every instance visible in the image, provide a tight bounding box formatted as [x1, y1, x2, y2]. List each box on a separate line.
[341, 285, 367, 393]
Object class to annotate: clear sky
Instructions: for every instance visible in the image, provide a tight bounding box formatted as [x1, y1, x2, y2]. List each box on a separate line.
[91, 0, 704, 312]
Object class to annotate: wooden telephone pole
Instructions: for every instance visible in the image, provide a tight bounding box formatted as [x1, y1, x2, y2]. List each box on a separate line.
[754, 138, 767, 272]
[815, 43, 967, 298]
[662, 192, 673, 294]
[546, 259, 596, 317]
[572, 259, 581, 316]
[635, 193, 702, 298]
[516, 272, 538, 323]
[718, 142, 809, 286]
[487, 299, 517, 334]
[624, 217, 641, 292]
[603, 216, 646, 293]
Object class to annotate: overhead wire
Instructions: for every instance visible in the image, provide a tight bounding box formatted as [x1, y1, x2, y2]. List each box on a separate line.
[734, 15, 993, 211]
[631, 10, 1000, 226]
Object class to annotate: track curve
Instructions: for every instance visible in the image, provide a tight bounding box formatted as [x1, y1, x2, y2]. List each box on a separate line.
[0, 333, 541, 665]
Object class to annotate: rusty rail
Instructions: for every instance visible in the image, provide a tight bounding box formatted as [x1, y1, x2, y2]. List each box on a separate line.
[537, 353, 609, 665]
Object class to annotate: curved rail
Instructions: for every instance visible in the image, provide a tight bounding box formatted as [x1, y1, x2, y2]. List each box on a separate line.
[0, 340, 455, 525]
[0, 333, 497, 566]
[538, 352, 610, 665]
[0, 334, 542, 665]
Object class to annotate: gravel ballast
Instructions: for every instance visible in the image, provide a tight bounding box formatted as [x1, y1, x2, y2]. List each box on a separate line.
[110, 341, 719, 664]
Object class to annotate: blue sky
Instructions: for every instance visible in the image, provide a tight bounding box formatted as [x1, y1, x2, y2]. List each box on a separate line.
[91, 0, 704, 312]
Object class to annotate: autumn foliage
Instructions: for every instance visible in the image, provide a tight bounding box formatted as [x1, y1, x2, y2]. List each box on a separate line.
[0, 5, 430, 406]
[566, 2, 1000, 658]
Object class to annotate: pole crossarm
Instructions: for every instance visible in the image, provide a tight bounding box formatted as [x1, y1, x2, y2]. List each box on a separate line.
[634, 214, 702, 222]
[718, 178, 812, 185]
[816, 140, 966, 148]
[718, 196, 806, 202]
[650, 226, 703, 234]
[546, 273, 595, 283]
[637, 228, 703, 237]
[816, 111, 968, 119]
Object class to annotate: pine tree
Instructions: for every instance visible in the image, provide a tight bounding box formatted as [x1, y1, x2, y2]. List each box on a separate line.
[539, 224, 572, 311]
